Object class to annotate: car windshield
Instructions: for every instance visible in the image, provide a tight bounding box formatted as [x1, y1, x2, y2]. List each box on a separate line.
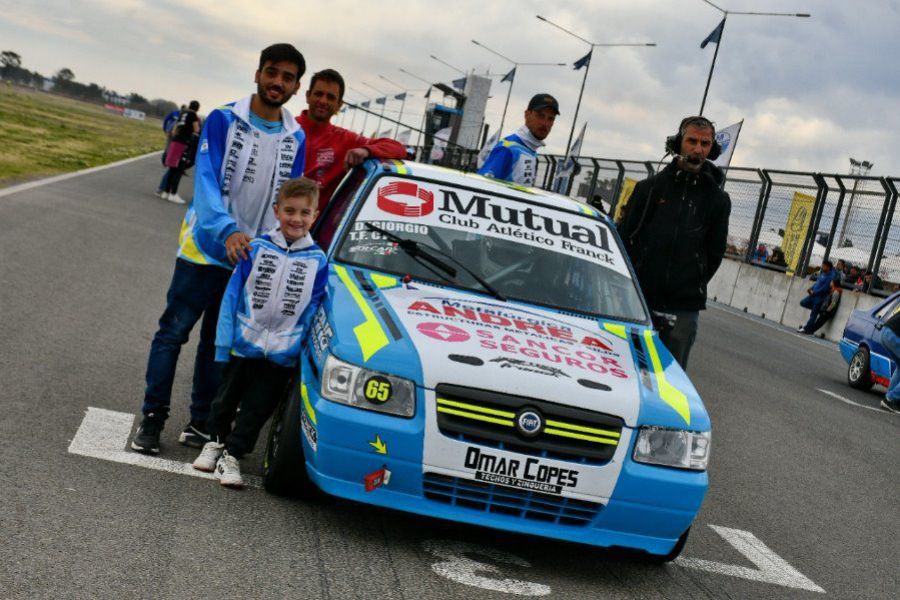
[334, 175, 648, 322]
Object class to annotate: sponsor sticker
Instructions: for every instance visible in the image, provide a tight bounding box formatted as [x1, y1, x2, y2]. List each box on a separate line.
[300, 410, 317, 452]
[363, 375, 393, 404]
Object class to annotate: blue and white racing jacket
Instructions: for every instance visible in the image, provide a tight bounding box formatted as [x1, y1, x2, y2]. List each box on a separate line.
[178, 96, 307, 269]
[215, 228, 327, 368]
[477, 125, 545, 186]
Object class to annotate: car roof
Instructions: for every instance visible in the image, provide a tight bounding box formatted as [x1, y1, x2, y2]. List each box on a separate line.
[374, 159, 609, 223]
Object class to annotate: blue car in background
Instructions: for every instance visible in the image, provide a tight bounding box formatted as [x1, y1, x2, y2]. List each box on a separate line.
[839, 291, 900, 390]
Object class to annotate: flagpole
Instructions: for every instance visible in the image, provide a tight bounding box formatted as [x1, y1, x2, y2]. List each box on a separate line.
[395, 95, 406, 138]
[699, 17, 726, 116]
[349, 106, 357, 131]
[499, 76, 514, 135]
[566, 56, 591, 159]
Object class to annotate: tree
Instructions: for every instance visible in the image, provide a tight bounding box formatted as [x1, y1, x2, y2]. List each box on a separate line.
[1, 51, 21, 69]
[55, 67, 75, 82]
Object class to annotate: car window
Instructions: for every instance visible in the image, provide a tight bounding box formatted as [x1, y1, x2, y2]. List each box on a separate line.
[875, 297, 900, 320]
[313, 167, 367, 252]
[334, 175, 648, 323]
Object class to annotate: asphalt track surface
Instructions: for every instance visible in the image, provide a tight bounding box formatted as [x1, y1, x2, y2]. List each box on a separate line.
[1, 156, 897, 599]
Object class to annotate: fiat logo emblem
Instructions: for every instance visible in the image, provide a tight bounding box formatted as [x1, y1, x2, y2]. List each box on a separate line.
[516, 408, 543, 438]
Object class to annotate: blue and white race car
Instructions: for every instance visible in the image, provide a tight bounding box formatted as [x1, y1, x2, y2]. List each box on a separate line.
[262, 160, 711, 561]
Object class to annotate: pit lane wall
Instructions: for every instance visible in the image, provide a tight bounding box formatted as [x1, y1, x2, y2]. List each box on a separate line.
[707, 258, 884, 342]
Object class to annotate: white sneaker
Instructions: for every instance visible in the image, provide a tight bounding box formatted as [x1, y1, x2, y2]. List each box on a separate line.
[192, 441, 224, 472]
[167, 193, 186, 205]
[215, 451, 243, 488]
[154, 190, 164, 198]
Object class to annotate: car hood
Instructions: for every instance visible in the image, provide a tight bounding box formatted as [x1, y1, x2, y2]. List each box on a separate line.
[326, 265, 707, 429]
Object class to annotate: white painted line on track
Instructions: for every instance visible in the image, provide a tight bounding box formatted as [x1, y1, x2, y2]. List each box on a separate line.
[0, 151, 158, 199]
[676, 525, 825, 593]
[68, 407, 262, 488]
[817, 388, 891, 414]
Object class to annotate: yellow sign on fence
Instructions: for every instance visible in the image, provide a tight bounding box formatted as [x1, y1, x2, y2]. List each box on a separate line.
[782, 191, 816, 273]
[613, 177, 638, 224]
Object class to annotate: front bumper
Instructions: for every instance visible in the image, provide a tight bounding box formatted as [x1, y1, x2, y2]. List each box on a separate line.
[298, 355, 707, 556]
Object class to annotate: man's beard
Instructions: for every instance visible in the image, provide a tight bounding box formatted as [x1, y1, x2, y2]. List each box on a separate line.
[257, 82, 290, 108]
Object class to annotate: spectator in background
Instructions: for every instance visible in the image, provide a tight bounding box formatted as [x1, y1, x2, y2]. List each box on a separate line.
[834, 259, 847, 284]
[750, 243, 769, 263]
[296, 69, 405, 212]
[845, 265, 862, 289]
[798, 260, 834, 333]
[160, 100, 201, 205]
[770, 246, 787, 267]
[800, 278, 842, 335]
[156, 104, 185, 196]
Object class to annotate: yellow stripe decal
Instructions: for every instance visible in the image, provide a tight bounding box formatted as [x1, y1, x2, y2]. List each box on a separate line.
[544, 419, 620, 439]
[370, 273, 399, 289]
[603, 323, 628, 339]
[301, 382, 316, 426]
[544, 428, 619, 445]
[437, 398, 516, 418]
[391, 159, 409, 174]
[335, 265, 389, 362]
[643, 330, 691, 426]
[437, 407, 515, 427]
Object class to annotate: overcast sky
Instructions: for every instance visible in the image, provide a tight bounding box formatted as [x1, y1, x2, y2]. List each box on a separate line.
[2, 0, 897, 175]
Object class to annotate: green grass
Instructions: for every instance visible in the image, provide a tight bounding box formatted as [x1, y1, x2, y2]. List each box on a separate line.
[0, 83, 164, 185]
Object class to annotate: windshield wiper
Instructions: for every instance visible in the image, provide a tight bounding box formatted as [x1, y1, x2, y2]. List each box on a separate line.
[364, 222, 506, 301]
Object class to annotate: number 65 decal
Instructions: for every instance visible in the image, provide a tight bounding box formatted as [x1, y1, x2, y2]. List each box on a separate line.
[422, 539, 551, 596]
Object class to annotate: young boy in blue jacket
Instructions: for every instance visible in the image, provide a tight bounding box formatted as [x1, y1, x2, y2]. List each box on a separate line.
[192, 177, 327, 488]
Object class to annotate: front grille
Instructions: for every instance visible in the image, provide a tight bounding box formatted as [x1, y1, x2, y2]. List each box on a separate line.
[435, 384, 624, 464]
[423, 472, 601, 527]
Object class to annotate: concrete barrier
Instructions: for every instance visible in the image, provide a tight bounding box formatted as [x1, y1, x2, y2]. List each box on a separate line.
[708, 258, 740, 306]
[729, 264, 793, 321]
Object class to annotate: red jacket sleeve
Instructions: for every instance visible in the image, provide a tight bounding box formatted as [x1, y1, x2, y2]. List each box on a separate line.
[348, 132, 407, 159]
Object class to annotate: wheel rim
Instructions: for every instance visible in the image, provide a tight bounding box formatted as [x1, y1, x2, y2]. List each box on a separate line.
[849, 354, 864, 381]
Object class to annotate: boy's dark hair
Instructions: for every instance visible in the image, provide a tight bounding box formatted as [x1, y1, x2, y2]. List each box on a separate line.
[277, 177, 320, 206]
[823, 260, 834, 269]
[309, 69, 345, 101]
[188, 100, 200, 111]
[258, 44, 306, 79]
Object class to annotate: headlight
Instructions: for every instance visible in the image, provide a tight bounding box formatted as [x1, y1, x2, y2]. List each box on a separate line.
[321, 354, 416, 418]
[633, 426, 710, 471]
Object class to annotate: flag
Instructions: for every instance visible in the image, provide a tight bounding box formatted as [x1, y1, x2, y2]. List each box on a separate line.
[394, 92, 407, 101]
[574, 50, 592, 70]
[477, 129, 502, 169]
[424, 86, 432, 99]
[360, 100, 370, 108]
[375, 96, 386, 105]
[501, 67, 516, 83]
[451, 77, 466, 90]
[396, 130, 412, 145]
[701, 18, 725, 48]
[553, 122, 587, 193]
[711, 119, 743, 169]
[339, 106, 347, 113]
[377, 129, 392, 138]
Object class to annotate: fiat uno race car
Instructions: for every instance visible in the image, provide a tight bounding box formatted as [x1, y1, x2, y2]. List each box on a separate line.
[262, 160, 711, 561]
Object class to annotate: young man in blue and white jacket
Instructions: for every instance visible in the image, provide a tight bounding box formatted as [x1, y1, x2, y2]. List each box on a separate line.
[478, 93, 559, 187]
[192, 177, 327, 488]
[133, 43, 309, 455]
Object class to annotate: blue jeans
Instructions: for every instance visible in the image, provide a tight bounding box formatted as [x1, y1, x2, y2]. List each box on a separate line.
[157, 170, 170, 193]
[880, 327, 900, 401]
[800, 294, 825, 332]
[659, 310, 700, 371]
[142, 259, 232, 422]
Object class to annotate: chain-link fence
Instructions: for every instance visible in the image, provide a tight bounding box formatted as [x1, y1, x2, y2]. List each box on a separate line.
[406, 145, 899, 296]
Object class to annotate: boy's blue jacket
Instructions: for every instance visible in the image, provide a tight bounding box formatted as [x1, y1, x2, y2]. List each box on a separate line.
[178, 96, 306, 269]
[215, 228, 327, 367]
[477, 126, 544, 186]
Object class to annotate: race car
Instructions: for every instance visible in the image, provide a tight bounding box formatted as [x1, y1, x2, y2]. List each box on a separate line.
[262, 160, 711, 561]
[840, 291, 900, 390]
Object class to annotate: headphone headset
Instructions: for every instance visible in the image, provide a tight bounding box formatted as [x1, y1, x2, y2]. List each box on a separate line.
[665, 116, 722, 161]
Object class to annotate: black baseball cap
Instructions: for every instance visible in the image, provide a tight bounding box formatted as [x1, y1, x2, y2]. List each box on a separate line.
[527, 93, 560, 115]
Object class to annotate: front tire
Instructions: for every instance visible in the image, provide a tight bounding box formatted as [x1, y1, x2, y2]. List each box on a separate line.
[848, 347, 875, 390]
[263, 378, 321, 499]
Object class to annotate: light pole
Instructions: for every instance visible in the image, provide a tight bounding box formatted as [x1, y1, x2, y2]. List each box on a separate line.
[362, 81, 390, 136]
[536, 15, 655, 157]
[839, 158, 874, 248]
[399, 68, 439, 148]
[429, 55, 466, 76]
[380, 75, 424, 138]
[699, 0, 810, 115]
[471, 40, 565, 137]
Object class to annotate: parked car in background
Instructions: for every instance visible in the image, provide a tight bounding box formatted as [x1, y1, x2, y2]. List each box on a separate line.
[839, 291, 900, 389]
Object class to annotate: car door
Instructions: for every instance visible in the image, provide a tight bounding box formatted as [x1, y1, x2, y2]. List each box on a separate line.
[867, 293, 900, 380]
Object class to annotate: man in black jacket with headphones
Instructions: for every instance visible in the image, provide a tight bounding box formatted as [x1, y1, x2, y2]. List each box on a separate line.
[618, 116, 731, 370]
